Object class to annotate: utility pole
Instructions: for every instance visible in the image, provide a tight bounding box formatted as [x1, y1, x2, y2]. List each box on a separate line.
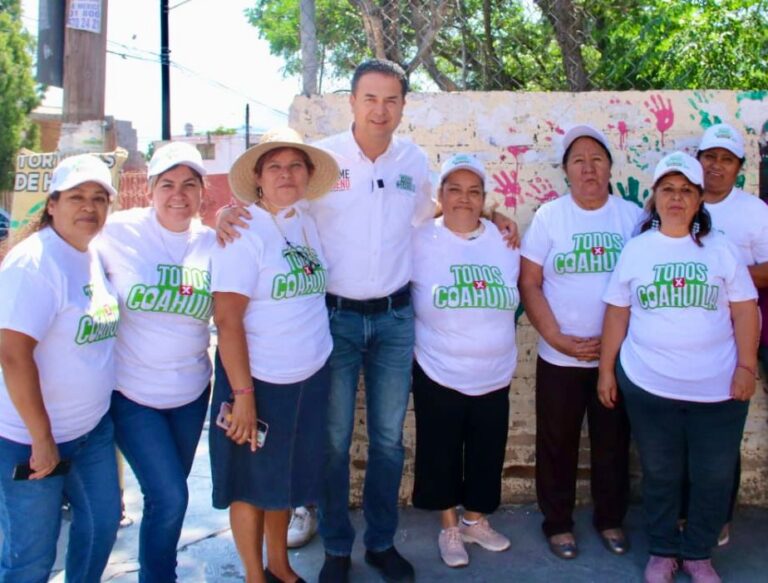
[62, 0, 108, 123]
[161, 0, 171, 140]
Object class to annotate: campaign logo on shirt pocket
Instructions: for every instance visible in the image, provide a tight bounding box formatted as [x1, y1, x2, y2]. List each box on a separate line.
[331, 168, 352, 192]
[396, 174, 416, 193]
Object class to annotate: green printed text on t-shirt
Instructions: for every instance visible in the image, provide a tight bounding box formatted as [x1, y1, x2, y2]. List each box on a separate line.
[126, 264, 212, 321]
[433, 264, 519, 310]
[271, 246, 326, 300]
[636, 262, 719, 310]
[75, 301, 119, 345]
[553, 232, 624, 274]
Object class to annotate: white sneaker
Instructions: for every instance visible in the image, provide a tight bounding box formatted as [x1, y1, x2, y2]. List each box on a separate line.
[438, 526, 469, 568]
[459, 516, 511, 552]
[287, 506, 317, 548]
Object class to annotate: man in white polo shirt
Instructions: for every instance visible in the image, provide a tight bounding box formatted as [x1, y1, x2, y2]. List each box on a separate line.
[218, 59, 516, 582]
[313, 59, 432, 583]
[218, 59, 429, 582]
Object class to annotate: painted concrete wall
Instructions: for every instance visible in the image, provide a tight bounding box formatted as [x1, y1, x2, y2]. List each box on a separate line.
[290, 90, 768, 507]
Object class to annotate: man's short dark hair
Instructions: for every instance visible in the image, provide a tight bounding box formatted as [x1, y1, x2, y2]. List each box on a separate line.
[351, 59, 409, 97]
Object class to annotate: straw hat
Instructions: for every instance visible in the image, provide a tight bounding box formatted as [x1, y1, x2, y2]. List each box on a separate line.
[228, 127, 339, 203]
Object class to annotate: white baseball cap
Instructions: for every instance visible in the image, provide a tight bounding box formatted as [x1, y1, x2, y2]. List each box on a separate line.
[49, 154, 117, 197]
[148, 141, 207, 178]
[698, 123, 745, 159]
[438, 154, 486, 185]
[560, 124, 612, 163]
[653, 151, 703, 187]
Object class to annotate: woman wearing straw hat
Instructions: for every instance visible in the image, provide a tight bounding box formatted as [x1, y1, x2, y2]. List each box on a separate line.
[0, 154, 121, 581]
[97, 141, 215, 581]
[210, 128, 339, 583]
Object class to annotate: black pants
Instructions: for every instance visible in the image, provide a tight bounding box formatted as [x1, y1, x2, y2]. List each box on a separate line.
[535, 357, 630, 537]
[411, 361, 510, 514]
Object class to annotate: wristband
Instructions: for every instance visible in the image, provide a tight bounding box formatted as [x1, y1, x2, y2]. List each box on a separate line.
[736, 364, 756, 377]
[231, 387, 254, 396]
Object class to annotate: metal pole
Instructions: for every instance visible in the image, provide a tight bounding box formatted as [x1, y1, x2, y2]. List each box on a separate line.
[161, 0, 171, 140]
[245, 104, 251, 149]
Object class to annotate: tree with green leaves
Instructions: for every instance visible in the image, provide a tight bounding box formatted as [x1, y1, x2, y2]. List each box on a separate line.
[0, 0, 40, 192]
[247, 0, 768, 92]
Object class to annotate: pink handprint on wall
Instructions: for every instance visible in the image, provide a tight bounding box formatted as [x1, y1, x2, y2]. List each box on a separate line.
[607, 121, 629, 150]
[644, 94, 674, 147]
[526, 176, 559, 203]
[493, 170, 524, 210]
[507, 145, 530, 158]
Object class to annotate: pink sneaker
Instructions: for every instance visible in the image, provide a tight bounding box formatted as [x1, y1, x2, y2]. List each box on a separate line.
[682, 559, 721, 583]
[459, 517, 510, 552]
[438, 527, 469, 568]
[644, 555, 678, 583]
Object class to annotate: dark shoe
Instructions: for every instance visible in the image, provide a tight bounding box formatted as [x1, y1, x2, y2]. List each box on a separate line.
[264, 568, 306, 583]
[547, 535, 578, 560]
[319, 553, 351, 583]
[600, 528, 629, 555]
[364, 547, 415, 582]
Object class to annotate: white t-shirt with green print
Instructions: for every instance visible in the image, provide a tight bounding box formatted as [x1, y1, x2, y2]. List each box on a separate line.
[0, 228, 119, 444]
[412, 218, 520, 395]
[603, 230, 756, 402]
[704, 187, 768, 266]
[521, 194, 642, 368]
[97, 208, 215, 409]
[210, 203, 332, 384]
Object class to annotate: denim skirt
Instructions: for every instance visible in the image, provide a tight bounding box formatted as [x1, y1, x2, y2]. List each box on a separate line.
[209, 350, 330, 510]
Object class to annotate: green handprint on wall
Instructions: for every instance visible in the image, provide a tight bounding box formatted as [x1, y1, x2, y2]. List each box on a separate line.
[688, 91, 722, 130]
[615, 176, 649, 208]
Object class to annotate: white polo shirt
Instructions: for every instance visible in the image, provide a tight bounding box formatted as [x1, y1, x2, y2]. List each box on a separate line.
[309, 129, 434, 300]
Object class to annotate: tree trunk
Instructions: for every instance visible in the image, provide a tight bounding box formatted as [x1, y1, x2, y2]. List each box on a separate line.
[350, 0, 403, 64]
[535, 0, 591, 91]
[299, 0, 319, 96]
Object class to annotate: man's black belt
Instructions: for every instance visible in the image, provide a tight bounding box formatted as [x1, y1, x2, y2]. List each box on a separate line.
[326, 285, 411, 315]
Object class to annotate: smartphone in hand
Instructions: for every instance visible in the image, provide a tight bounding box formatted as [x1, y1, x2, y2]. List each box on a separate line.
[13, 460, 71, 480]
[216, 401, 268, 448]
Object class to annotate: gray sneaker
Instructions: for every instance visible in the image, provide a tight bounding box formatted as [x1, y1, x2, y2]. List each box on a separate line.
[459, 517, 510, 552]
[438, 527, 469, 568]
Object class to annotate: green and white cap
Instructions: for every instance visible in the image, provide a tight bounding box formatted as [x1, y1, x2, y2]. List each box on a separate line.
[49, 154, 117, 197]
[698, 123, 745, 159]
[653, 151, 703, 187]
[439, 154, 486, 184]
[148, 141, 207, 178]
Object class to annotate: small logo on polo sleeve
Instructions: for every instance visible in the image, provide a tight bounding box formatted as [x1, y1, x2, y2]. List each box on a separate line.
[396, 174, 415, 192]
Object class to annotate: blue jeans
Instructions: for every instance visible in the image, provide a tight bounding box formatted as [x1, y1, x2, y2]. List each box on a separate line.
[0, 415, 120, 583]
[319, 302, 415, 555]
[110, 387, 210, 582]
[617, 362, 747, 559]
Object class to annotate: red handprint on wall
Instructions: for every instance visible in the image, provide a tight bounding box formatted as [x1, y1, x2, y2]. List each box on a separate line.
[644, 94, 674, 147]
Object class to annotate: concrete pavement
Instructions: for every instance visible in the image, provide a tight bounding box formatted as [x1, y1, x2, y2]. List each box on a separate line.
[40, 419, 768, 582]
